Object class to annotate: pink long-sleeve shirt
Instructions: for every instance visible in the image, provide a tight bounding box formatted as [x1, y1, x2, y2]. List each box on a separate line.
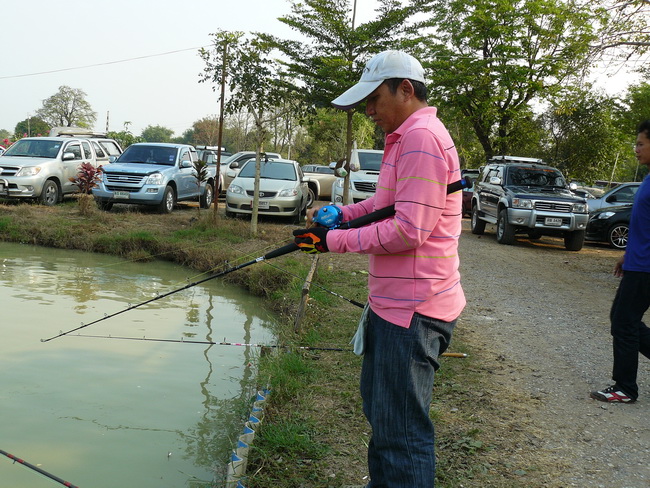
[327, 107, 466, 327]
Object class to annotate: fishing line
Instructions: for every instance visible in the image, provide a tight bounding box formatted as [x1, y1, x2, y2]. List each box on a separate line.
[0, 449, 79, 488]
[70, 333, 468, 357]
[42, 179, 471, 343]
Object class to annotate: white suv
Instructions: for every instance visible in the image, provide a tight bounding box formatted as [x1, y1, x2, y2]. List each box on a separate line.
[331, 148, 383, 204]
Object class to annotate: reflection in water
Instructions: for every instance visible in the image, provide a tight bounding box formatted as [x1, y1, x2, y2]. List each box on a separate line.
[0, 242, 274, 487]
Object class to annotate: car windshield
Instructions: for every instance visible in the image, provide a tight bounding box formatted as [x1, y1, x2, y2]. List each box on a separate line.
[507, 167, 566, 187]
[3, 140, 62, 158]
[358, 151, 383, 171]
[238, 161, 297, 181]
[118, 145, 177, 165]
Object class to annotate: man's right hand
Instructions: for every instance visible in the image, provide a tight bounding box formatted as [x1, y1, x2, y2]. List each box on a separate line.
[614, 255, 625, 277]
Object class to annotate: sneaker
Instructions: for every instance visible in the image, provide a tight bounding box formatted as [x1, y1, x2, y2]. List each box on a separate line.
[590, 385, 636, 403]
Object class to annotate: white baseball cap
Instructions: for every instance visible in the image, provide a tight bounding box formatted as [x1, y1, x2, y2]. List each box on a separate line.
[331, 50, 425, 110]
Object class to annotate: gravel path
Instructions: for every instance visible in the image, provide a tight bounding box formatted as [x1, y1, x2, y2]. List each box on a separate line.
[458, 219, 650, 487]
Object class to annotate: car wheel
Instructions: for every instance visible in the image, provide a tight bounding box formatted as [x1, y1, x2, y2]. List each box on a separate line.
[470, 206, 486, 235]
[496, 209, 515, 245]
[292, 202, 304, 225]
[564, 230, 585, 252]
[608, 223, 629, 250]
[200, 183, 214, 209]
[97, 200, 113, 211]
[40, 180, 60, 206]
[158, 186, 176, 214]
[307, 188, 315, 208]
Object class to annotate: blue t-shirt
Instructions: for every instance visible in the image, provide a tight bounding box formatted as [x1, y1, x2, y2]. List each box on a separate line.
[624, 175, 650, 272]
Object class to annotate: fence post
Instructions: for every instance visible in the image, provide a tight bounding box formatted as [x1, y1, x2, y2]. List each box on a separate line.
[294, 255, 319, 333]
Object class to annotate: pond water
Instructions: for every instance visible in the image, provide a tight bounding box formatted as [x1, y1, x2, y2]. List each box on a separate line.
[0, 242, 275, 487]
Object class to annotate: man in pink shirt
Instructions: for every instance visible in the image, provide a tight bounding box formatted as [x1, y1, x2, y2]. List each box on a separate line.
[293, 50, 466, 487]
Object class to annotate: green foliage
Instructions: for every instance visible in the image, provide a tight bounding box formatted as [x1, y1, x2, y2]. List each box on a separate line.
[69, 162, 103, 194]
[140, 124, 174, 142]
[539, 88, 633, 183]
[35, 85, 97, 128]
[14, 116, 50, 138]
[419, 0, 599, 158]
[616, 82, 650, 136]
[107, 122, 143, 149]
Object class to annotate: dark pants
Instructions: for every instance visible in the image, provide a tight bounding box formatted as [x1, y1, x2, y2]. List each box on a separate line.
[610, 271, 650, 400]
[360, 309, 456, 488]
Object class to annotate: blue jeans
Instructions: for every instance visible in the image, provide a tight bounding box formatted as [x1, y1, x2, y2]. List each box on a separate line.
[610, 271, 650, 400]
[360, 309, 456, 488]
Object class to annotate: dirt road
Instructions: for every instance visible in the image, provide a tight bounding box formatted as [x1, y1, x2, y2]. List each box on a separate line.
[458, 218, 650, 487]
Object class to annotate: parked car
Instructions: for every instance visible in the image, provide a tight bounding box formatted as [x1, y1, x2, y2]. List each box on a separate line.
[0, 135, 122, 205]
[331, 148, 383, 204]
[586, 204, 632, 250]
[586, 182, 640, 214]
[92, 143, 216, 213]
[225, 158, 309, 223]
[302, 164, 337, 201]
[470, 156, 589, 251]
[220, 151, 281, 193]
[462, 186, 473, 217]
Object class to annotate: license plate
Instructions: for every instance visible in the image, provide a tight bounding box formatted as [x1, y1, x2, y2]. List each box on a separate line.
[114, 191, 130, 199]
[253, 200, 269, 209]
[545, 217, 562, 226]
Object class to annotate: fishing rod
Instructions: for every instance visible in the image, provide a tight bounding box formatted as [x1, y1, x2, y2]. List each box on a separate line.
[42, 177, 472, 343]
[1, 449, 80, 488]
[70, 333, 468, 357]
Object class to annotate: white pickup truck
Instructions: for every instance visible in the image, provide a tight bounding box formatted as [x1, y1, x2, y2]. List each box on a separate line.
[0, 136, 122, 205]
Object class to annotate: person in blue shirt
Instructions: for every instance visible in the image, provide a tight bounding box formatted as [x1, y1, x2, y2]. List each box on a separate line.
[591, 120, 650, 403]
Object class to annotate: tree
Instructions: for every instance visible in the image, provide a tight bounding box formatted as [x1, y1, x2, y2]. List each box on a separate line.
[418, 0, 603, 159]
[192, 117, 220, 146]
[300, 107, 375, 164]
[141, 125, 174, 142]
[616, 82, 650, 135]
[539, 88, 630, 183]
[417, 0, 649, 161]
[107, 122, 143, 149]
[200, 31, 301, 235]
[260, 0, 417, 203]
[14, 117, 50, 138]
[36, 86, 97, 128]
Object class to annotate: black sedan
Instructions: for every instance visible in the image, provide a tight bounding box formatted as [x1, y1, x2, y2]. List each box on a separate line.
[585, 204, 632, 250]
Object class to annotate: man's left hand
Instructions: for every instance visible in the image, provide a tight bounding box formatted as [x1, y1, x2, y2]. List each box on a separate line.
[293, 227, 329, 254]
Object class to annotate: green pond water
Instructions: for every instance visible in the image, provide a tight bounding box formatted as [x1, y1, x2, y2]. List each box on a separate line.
[0, 242, 274, 487]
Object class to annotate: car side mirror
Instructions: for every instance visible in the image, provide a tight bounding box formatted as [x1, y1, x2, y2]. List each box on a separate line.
[62, 152, 76, 161]
[569, 182, 578, 190]
[180, 160, 192, 168]
[489, 176, 502, 185]
[108, 155, 117, 163]
[229, 162, 240, 169]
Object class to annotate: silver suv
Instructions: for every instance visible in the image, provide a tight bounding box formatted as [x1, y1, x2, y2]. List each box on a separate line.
[0, 136, 122, 205]
[470, 157, 589, 251]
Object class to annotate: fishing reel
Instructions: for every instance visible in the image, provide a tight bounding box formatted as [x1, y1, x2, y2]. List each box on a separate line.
[312, 204, 344, 229]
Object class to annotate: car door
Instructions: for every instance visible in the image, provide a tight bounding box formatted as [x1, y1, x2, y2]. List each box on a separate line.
[176, 147, 198, 200]
[479, 165, 502, 219]
[61, 140, 92, 194]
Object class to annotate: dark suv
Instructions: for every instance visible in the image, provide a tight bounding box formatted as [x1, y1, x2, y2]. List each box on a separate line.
[470, 156, 589, 251]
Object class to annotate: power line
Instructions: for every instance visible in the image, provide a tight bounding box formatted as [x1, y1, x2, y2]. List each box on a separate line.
[0, 46, 210, 80]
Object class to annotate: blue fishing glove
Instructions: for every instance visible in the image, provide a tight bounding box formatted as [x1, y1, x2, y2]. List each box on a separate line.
[293, 227, 329, 254]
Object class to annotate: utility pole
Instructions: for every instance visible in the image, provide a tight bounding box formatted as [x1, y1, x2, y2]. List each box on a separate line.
[214, 38, 229, 218]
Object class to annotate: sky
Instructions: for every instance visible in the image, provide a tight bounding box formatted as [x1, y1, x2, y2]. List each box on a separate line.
[0, 0, 381, 138]
[0, 0, 643, 139]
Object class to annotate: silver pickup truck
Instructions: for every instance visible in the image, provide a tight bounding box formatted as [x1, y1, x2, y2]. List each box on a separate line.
[92, 143, 217, 213]
[0, 136, 122, 205]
